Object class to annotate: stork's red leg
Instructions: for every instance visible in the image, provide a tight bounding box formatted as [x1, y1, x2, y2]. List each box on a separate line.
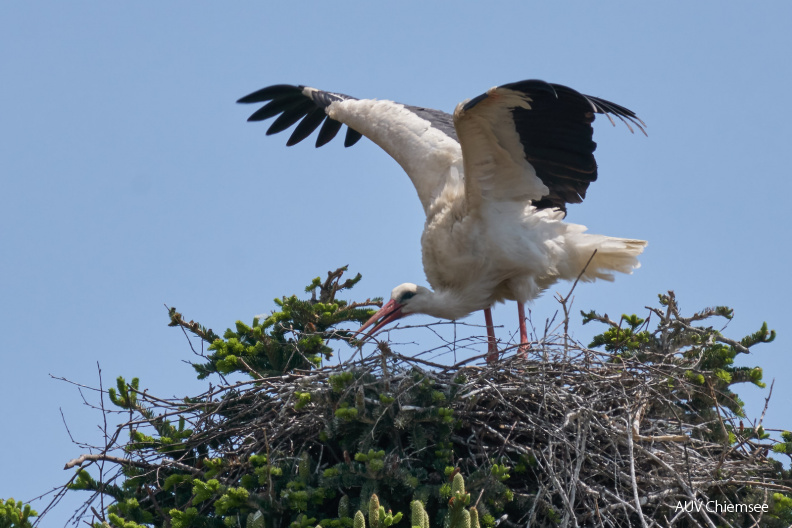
[518, 303, 529, 358]
[484, 307, 498, 363]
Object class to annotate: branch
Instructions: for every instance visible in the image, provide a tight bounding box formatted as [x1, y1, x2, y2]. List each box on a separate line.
[64, 453, 202, 476]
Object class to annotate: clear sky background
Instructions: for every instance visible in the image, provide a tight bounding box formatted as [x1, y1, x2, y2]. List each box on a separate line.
[2, 2, 791, 525]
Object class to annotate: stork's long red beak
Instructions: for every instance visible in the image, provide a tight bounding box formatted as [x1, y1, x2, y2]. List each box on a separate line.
[357, 299, 405, 342]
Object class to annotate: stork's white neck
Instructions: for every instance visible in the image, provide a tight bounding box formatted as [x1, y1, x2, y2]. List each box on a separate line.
[404, 286, 490, 321]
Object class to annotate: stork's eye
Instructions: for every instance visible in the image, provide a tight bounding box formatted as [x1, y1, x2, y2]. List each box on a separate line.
[398, 291, 416, 303]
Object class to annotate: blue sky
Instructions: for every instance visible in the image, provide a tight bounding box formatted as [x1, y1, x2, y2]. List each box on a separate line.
[2, 2, 791, 524]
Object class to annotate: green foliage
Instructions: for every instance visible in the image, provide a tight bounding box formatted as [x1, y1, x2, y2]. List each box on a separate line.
[169, 507, 199, 528]
[771, 493, 792, 521]
[772, 431, 792, 454]
[68, 469, 125, 503]
[108, 376, 140, 409]
[106, 512, 149, 528]
[584, 313, 651, 354]
[106, 498, 155, 527]
[193, 479, 222, 504]
[214, 487, 250, 516]
[0, 499, 37, 528]
[169, 267, 379, 379]
[489, 464, 509, 482]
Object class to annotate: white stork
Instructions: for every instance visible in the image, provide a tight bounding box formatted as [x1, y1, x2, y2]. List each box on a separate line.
[238, 80, 647, 362]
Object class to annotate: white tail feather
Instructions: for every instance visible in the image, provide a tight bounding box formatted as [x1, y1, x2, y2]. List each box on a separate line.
[568, 235, 648, 282]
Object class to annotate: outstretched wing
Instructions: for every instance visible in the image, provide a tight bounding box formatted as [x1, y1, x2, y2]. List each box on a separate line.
[238, 84, 462, 213]
[454, 80, 645, 213]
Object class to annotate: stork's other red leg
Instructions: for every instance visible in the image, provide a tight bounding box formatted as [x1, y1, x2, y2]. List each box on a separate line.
[518, 303, 529, 358]
[484, 307, 498, 363]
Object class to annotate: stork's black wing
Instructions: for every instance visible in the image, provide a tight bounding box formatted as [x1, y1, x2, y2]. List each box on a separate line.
[237, 84, 364, 148]
[460, 80, 645, 212]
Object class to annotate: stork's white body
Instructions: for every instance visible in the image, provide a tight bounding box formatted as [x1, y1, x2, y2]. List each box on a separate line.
[239, 80, 647, 357]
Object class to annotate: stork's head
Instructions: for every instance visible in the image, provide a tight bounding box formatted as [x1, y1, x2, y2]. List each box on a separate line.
[357, 283, 431, 341]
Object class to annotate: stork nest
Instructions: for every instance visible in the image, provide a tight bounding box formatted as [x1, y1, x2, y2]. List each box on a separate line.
[58, 321, 790, 528]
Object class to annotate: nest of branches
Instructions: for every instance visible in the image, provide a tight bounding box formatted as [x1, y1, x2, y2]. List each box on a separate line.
[62, 345, 787, 527]
[52, 270, 788, 528]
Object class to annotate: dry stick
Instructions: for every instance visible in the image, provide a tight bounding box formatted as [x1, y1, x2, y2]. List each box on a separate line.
[758, 378, 775, 428]
[565, 417, 588, 525]
[144, 485, 167, 525]
[625, 412, 649, 528]
[49, 374, 106, 393]
[90, 507, 105, 524]
[59, 408, 78, 445]
[96, 363, 107, 518]
[238, 357, 265, 380]
[472, 488, 485, 509]
[555, 249, 598, 358]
